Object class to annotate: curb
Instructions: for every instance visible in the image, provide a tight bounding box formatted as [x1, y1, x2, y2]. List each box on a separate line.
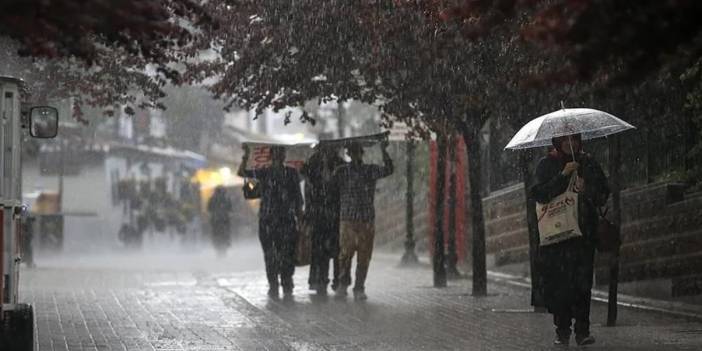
[487, 270, 702, 322]
[376, 251, 702, 322]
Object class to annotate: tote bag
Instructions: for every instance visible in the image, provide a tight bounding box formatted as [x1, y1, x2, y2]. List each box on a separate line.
[536, 174, 582, 246]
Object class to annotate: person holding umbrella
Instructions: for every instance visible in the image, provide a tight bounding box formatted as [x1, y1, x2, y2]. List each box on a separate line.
[531, 133, 609, 346]
[333, 138, 393, 300]
[506, 107, 634, 346]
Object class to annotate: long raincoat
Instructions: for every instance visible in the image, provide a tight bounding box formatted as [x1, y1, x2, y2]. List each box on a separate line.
[301, 151, 345, 289]
[531, 150, 609, 336]
[207, 187, 233, 251]
[241, 165, 303, 292]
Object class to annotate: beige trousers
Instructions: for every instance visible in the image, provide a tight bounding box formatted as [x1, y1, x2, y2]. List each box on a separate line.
[337, 221, 375, 291]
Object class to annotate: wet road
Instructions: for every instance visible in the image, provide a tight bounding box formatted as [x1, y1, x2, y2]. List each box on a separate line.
[19, 240, 702, 350]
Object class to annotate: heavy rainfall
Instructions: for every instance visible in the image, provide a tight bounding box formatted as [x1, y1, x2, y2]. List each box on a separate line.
[0, 1, 701, 350]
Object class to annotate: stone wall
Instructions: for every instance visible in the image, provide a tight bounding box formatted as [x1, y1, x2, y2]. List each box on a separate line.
[596, 185, 702, 290]
[481, 183, 529, 266]
[479, 180, 702, 297]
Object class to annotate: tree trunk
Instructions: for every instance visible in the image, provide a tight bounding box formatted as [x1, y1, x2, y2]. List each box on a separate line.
[463, 130, 487, 296]
[447, 135, 461, 278]
[433, 135, 448, 287]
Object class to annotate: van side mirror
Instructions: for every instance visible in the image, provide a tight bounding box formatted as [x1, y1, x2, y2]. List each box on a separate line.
[29, 106, 58, 138]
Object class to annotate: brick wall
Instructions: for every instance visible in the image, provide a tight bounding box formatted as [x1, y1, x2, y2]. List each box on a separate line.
[479, 180, 702, 296]
[481, 183, 530, 266]
[595, 184, 702, 290]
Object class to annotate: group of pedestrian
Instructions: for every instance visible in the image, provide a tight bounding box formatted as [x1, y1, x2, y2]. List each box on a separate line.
[237, 140, 393, 301]
[225, 128, 605, 345]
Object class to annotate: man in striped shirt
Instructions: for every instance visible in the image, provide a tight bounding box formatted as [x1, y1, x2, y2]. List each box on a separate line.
[333, 140, 393, 300]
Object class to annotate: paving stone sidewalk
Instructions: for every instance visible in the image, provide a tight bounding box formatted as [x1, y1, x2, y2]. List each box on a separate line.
[18, 249, 702, 350]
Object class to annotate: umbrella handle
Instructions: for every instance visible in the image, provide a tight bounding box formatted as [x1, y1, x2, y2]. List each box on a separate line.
[568, 135, 576, 162]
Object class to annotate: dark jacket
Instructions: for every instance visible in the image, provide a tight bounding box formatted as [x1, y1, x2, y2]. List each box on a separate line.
[301, 153, 345, 220]
[241, 166, 302, 220]
[207, 189, 233, 235]
[531, 152, 610, 244]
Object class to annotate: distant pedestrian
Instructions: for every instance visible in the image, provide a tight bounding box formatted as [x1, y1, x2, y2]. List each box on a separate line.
[238, 145, 303, 299]
[301, 145, 345, 295]
[333, 140, 393, 300]
[531, 134, 609, 347]
[207, 186, 233, 257]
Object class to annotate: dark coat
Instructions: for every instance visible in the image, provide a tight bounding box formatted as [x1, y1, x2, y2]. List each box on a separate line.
[241, 166, 302, 220]
[531, 152, 610, 313]
[301, 153, 345, 257]
[207, 189, 233, 239]
[301, 153, 345, 221]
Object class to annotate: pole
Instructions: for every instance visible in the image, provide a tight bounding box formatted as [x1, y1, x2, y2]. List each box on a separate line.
[58, 138, 64, 212]
[433, 135, 448, 287]
[607, 135, 622, 326]
[446, 135, 461, 279]
[401, 140, 419, 265]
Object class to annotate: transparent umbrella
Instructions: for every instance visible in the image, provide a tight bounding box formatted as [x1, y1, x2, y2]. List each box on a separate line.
[504, 108, 635, 150]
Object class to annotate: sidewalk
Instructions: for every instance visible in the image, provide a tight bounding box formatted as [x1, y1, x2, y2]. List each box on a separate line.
[19, 247, 702, 350]
[218, 253, 702, 350]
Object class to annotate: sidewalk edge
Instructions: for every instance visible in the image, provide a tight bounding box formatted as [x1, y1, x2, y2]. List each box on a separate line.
[487, 270, 702, 322]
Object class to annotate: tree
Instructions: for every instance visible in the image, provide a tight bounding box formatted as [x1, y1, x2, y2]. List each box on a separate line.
[0, 0, 217, 116]
[431, 0, 702, 84]
[189, 0, 547, 294]
[186, 0, 383, 122]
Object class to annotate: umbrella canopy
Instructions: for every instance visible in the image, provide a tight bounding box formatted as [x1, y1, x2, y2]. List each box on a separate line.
[505, 108, 635, 150]
[315, 131, 390, 148]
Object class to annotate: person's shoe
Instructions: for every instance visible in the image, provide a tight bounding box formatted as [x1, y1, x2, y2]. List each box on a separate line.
[267, 287, 279, 299]
[553, 336, 569, 346]
[316, 285, 328, 296]
[575, 335, 595, 346]
[308, 283, 319, 291]
[335, 287, 348, 298]
[353, 290, 367, 301]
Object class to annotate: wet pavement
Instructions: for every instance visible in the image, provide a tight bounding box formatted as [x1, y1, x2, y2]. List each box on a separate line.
[19, 241, 702, 350]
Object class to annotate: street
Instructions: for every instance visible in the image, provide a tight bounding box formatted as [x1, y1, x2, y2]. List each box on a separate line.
[19, 240, 702, 351]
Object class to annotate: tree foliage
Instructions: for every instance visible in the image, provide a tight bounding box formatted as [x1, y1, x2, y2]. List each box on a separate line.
[187, 0, 543, 136]
[0, 0, 216, 117]
[432, 0, 702, 84]
[0, 0, 212, 64]
[186, 1, 385, 123]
